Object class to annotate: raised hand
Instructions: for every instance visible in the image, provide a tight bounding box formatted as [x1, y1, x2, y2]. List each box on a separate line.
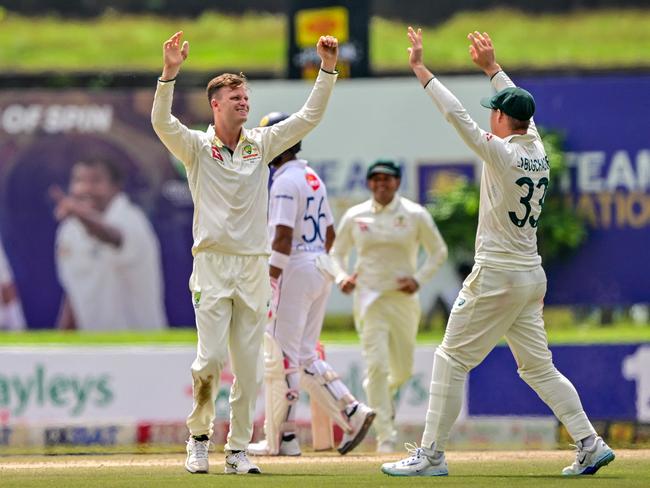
[162, 31, 189, 79]
[407, 26, 424, 69]
[467, 31, 500, 77]
[316, 35, 338, 72]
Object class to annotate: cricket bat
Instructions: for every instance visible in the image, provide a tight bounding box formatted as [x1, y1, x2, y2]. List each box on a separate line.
[311, 341, 335, 450]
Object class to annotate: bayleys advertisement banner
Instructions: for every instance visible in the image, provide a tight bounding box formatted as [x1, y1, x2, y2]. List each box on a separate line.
[1, 344, 648, 447]
[0, 74, 648, 329]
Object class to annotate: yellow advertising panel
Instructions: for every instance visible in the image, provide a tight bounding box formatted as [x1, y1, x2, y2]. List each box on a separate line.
[295, 6, 349, 47]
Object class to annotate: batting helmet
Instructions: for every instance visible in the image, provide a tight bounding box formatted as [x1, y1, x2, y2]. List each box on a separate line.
[259, 112, 302, 162]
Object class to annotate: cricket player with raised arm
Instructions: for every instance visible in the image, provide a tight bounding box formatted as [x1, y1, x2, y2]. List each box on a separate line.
[381, 28, 615, 477]
[151, 31, 339, 475]
[247, 112, 375, 458]
[331, 159, 448, 453]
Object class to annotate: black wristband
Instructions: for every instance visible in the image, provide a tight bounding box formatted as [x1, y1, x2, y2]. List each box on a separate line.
[489, 70, 503, 81]
[158, 77, 177, 83]
[423, 76, 436, 89]
[320, 67, 337, 75]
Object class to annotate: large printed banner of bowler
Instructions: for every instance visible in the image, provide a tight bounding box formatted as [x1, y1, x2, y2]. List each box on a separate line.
[0, 74, 648, 330]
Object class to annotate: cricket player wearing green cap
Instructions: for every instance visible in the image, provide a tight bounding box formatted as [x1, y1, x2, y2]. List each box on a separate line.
[331, 159, 448, 453]
[381, 29, 615, 477]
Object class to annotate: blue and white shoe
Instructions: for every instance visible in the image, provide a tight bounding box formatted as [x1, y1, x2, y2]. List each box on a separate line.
[562, 436, 615, 475]
[381, 443, 448, 477]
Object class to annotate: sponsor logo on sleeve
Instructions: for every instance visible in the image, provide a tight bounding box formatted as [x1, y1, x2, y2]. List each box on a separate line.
[305, 171, 321, 191]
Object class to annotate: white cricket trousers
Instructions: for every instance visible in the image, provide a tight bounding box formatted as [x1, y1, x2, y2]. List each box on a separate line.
[355, 290, 420, 444]
[186, 252, 270, 451]
[422, 264, 596, 450]
[270, 255, 331, 368]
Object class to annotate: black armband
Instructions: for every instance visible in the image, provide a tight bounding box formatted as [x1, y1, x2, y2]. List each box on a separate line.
[158, 77, 177, 83]
[489, 70, 503, 81]
[320, 67, 338, 75]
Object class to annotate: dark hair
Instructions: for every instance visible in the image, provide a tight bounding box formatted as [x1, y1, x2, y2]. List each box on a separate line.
[206, 72, 248, 102]
[76, 157, 124, 186]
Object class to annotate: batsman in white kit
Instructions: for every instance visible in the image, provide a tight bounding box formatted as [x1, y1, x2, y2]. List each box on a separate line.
[151, 31, 339, 475]
[248, 112, 375, 457]
[381, 28, 615, 477]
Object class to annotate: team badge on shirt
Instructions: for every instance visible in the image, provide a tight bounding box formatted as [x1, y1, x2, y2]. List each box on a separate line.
[394, 215, 407, 228]
[485, 133, 494, 142]
[305, 171, 320, 191]
[242, 143, 260, 161]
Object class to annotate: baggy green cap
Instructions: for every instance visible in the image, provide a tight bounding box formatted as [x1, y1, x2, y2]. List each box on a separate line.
[480, 86, 535, 121]
[366, 160, 402, 180]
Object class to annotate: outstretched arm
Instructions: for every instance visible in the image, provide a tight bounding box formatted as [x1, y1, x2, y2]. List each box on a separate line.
[408, 27, 513, 169]
[260, 36, 339, 163]
[468, 31, 539, 138]
[467, 31, 501, 78]
[407, 27, 435, 87]
[317, 35, 339, 73]
[161, 31, 189, 81]
[152, 31, 201, 167]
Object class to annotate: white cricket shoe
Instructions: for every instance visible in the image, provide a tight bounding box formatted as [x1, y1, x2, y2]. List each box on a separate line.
[377, 439, 396, 453]
[248, 437, 302, 456]
[337, 403, 376, 455]
[381, 443, 448, 477]
[224, 450, 261, 474]
[184, 436, 209, 474]
[562, 436, 615, 475]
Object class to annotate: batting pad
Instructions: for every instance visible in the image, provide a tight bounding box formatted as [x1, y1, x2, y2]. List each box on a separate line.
[263, 333, 298, 454]
[300, 362, 353, 434]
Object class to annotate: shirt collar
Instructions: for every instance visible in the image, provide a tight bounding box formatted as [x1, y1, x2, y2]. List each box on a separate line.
[272, 159, 308, 180]
[371, 194, 400, 213]
[207, 125, 249, 148]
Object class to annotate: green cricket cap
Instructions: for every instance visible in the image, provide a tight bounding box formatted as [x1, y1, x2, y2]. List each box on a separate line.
[480, 86, 535, 121]
[366, 160, 402, 180]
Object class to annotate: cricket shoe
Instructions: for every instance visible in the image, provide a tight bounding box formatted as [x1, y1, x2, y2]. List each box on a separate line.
[381, 442, 448, 477]
[248, 437, 302, 456]
[337, 403, 376, 455]
[225, 450, 262, 474]
[185, 435, 209, 474]
[562, 436, 615, 475]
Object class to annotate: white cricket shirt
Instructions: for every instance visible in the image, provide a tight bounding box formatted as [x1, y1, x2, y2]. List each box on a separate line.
[268, 159, 334, 258]
[55, 193, 168, 331]
[331, 195, 448, 292]
[425, 71, 549, 270]
[151, 70, 337, 257]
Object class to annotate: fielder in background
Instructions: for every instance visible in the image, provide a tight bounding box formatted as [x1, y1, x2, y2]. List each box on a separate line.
[331, 159, 448, 453]
[248, 112, 375, 458]
[51, 158, 167, 331]
[151, 31, 339, 475]
[381, 28, 615, 477]
[0, 236, 26, 330]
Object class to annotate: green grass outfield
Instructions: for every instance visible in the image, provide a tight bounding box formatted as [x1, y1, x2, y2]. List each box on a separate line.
[0, 8, 649, 73]
[2, 319, 649, 346]
[1, 450, 649, 487]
